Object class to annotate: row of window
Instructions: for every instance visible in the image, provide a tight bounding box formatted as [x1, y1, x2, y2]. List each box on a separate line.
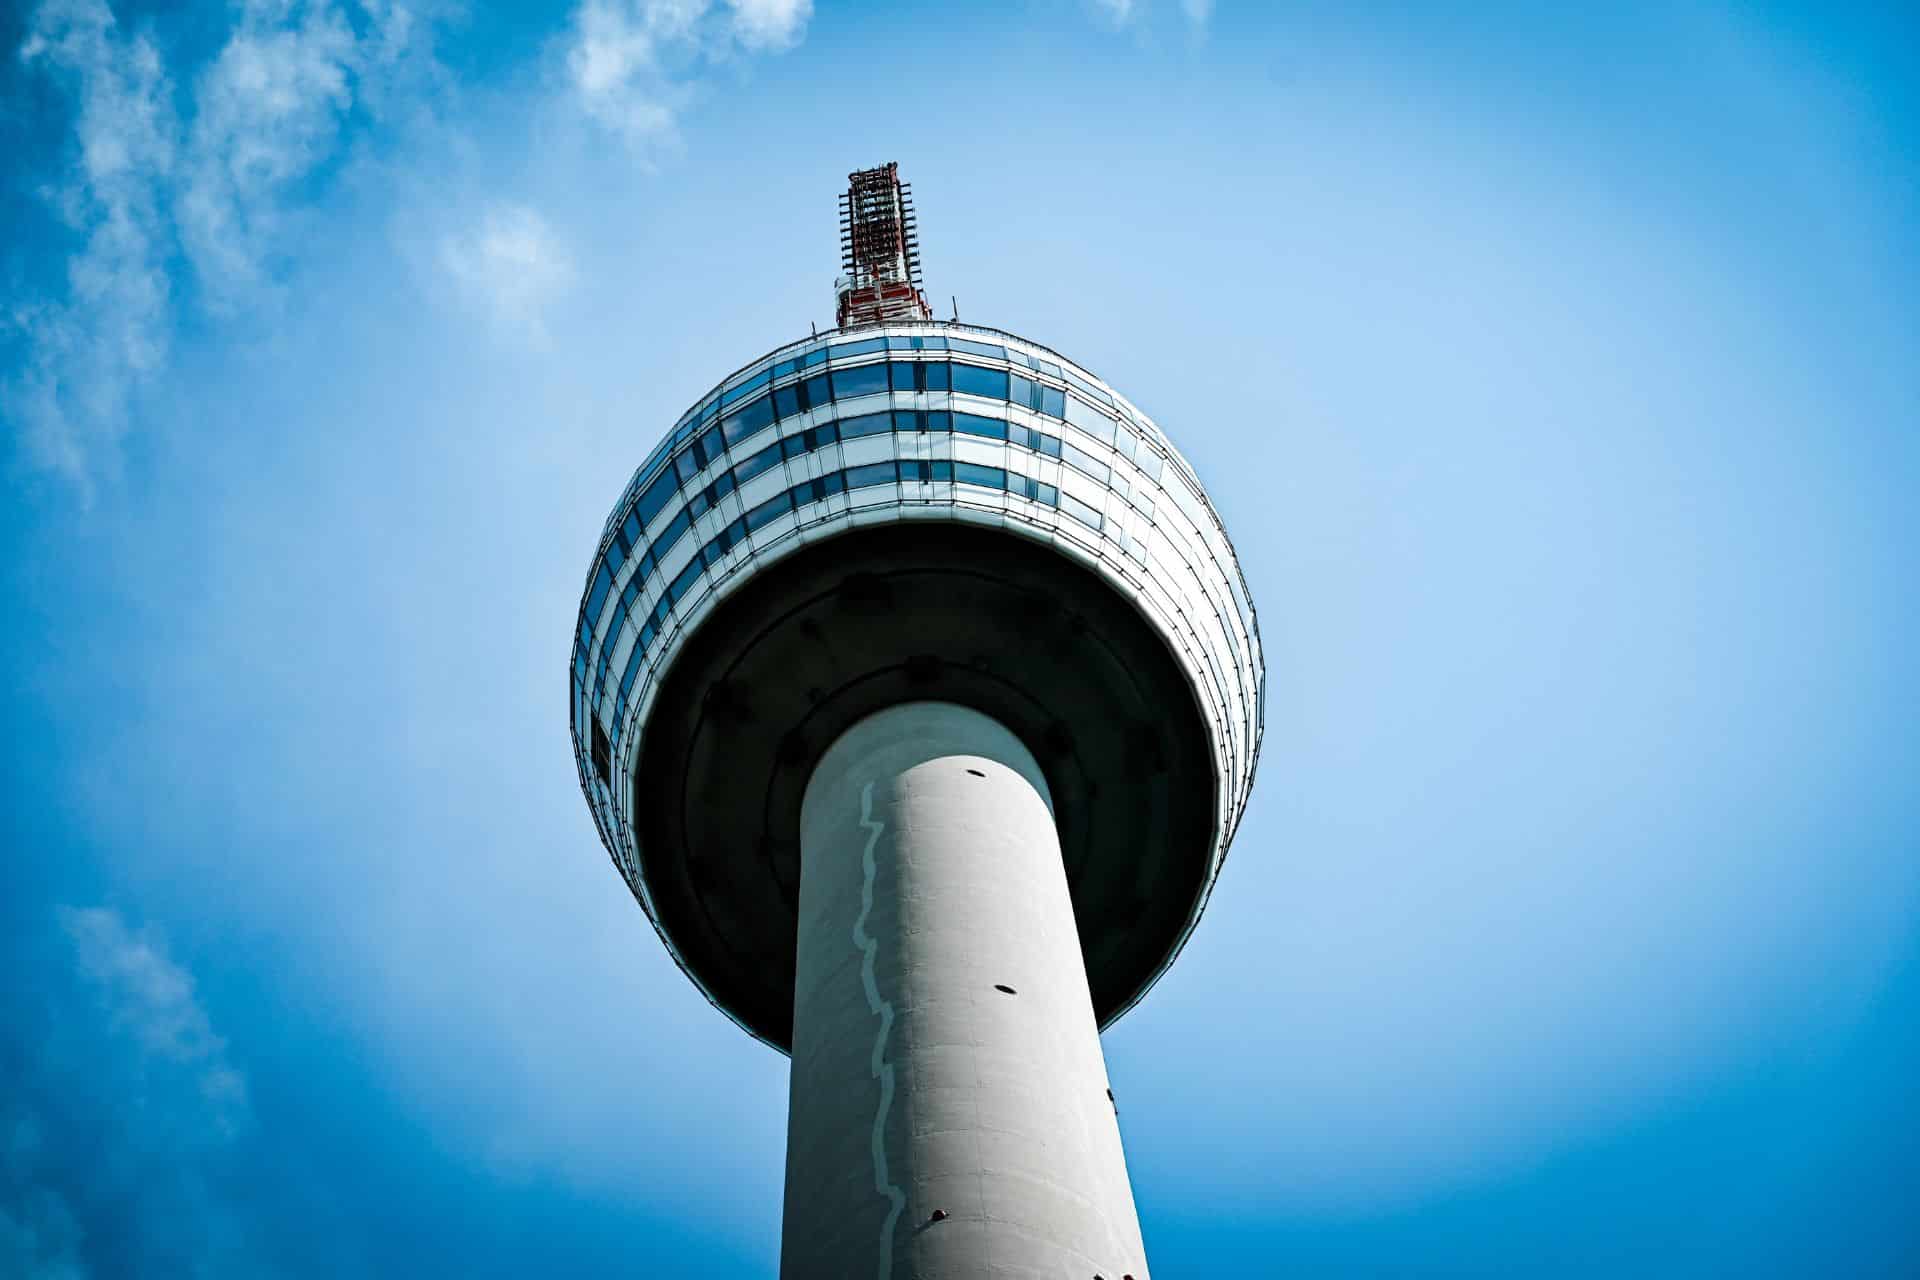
[628, 359, 1094, 534]
[586, 401, 1117, 654]
[580, 455, 1107, 753]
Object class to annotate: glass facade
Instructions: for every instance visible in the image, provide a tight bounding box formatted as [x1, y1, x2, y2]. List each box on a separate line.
[571, 321, 1264, 1024]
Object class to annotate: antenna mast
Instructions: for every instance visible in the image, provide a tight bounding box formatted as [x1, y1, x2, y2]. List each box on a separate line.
[835, 162, 932, 328]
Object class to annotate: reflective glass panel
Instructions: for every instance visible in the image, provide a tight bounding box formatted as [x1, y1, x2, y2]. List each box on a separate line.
[831, 363, 890, 399]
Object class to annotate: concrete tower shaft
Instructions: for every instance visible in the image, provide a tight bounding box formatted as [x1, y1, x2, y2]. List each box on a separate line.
[787, 703, 1146, 1279]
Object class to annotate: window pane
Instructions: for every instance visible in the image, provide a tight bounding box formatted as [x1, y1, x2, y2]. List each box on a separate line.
[653, 509, 691, 559]
[830, 336, 887, 358]
[732, 442, 782, 484]
[1065, 394, 1115, 443]
[949, 338, 1004, 360]
[720, 369, 770, 407]
[637, 470, 678, 525]
[955, 462, 1004, 489]
[1062, 442, 1110, 483]
[845, 461, 899, 489]
[773, 386, 801, 420]
[923, 361, 949, 391]
[889, 361, 916, 391]
[1060, 492, 1104, 530]
[831, 362, 889, 399]
[953, 412, 1007, 442]
[951, 364, 1009, 400]
[1040, 386, 1066, 419]
[587, 565, 613, 623]
[746, 491, 792, 532]
[722, 395, 774, 445]
[804, 373, 831, 408]
[837, 411, 892, 439]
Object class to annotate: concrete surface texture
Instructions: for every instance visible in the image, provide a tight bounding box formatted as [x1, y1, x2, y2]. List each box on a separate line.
[785, 701, 1148, 1280]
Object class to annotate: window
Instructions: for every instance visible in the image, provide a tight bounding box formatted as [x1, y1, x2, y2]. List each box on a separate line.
[1065, 394, 1115, 444]
[622, 511, 643, 549]
[831, 362, 889, 399]
[773, 385, 802, 420]
[746, 491, 792, 533]
[781, 433, 809, 459]
[1062, 442, 1110, 483]
[845, 461, 898, 489]
[721, 394, 774, 446]
[830, 336, 887, 358]
[636, 470, 678, 526]
[587, 565, 613, 623]
[668, 557, 704, 605]
[804, 373, 831, 409]
[652, 509, 692, 561]
[618, 641, 646, 702]
[953, 412, 1007, 442]
[923, 361, 949, 391]
[732, 442, 782, 484]
[1060, 492, 1104, 530]
[951, 363, 1009, 400]
[838, 411, 892, 439]
[720, 369, 770, 407]
[949, 338, 1005, 360]
[889, 361, 917, 391]
[955, 462, 1005, 489]
[1039, 385, 1066, 418]
[591, 722, 611, 784]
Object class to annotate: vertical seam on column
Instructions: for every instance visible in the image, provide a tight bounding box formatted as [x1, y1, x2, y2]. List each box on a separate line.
[854, 779, 907, 1280]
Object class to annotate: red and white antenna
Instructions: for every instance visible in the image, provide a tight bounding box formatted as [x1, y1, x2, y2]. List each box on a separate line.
[835, 163, 932, 328]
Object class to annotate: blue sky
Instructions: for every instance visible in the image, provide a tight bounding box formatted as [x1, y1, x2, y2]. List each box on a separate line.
[2, 1, 1916, 1274]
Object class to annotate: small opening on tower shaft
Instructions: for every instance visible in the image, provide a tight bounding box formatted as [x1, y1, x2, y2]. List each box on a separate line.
[965, 768, 985, 777]
[994, 984, 1016, 995]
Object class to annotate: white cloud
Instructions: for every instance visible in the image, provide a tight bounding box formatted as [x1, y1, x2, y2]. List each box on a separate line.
[564, 0, 812, 149]
[8, 0, 177, 495]
[0, 908, 257, 1277]
[440, 203, 577, 341]
[177, 0, 362, 309]
[58, 906, 250, 1135]
[1181, 0, 1213, 28]
[7, 0, 440, 491]
[725, 0, 811, 50]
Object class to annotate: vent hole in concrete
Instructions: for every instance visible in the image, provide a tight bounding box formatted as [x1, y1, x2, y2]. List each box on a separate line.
[994, 984, 1017, 995]
[965, 768, 985, 777]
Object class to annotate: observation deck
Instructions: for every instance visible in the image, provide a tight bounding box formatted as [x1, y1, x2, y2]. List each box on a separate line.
[569, 321, 1264, 1051]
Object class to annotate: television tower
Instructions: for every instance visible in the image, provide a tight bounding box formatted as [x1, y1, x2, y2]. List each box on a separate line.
[570, 164, 1263, 1278]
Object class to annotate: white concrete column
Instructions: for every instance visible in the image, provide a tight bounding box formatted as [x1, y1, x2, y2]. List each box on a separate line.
[783, 701, 1148, 1280]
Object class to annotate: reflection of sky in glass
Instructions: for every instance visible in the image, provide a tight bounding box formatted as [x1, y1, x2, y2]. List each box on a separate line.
[1, 4, 1914, 1274]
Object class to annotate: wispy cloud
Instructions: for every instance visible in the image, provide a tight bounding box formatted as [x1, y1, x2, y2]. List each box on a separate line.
[8, 0, 177, 495]
[59, 906, 251, 1135]
[564, 0, 812, 149]
[440, 202, 578, 342]
[177, 1, 361, 310]
[1, 908, 257, 1277]
[5, 0, 441, 492]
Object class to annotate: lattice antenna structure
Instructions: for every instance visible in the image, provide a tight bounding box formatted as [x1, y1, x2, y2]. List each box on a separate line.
[835, 162, 932, 328]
